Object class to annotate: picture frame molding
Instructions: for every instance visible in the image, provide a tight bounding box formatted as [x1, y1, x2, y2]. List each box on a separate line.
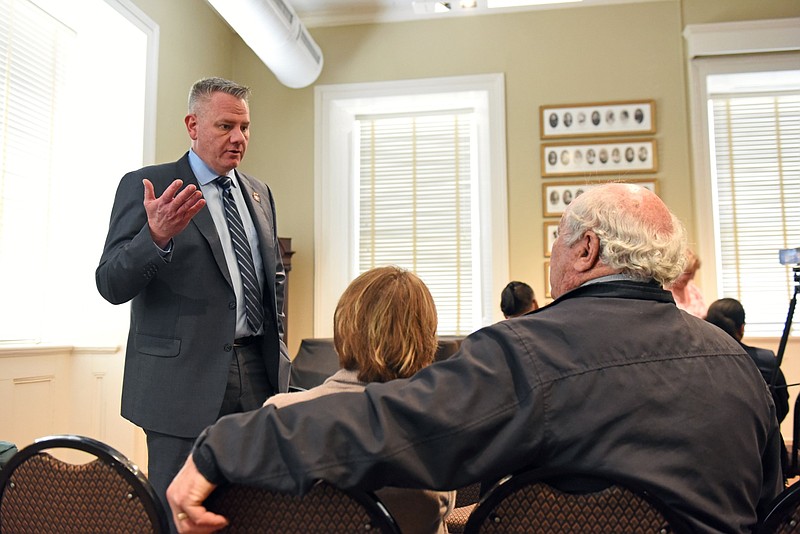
[540, 99, 656, 139]
[542, 178, 659, 218]
[541, 138, 658, 178]
[544, 260, 551, 299]
[543, 222, 559, 258]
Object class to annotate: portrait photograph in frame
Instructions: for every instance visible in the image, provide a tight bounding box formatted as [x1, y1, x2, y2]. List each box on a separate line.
[540, 99, 656, 139]
[544, 261, 551, 299]
[542, 178, 659, 218]
[544, 222, 559, 257]
[541, 138, 657, 178]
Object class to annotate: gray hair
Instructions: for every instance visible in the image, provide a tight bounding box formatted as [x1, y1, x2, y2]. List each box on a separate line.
[188, 77, 251, 114]
[560, 186, 688, 286]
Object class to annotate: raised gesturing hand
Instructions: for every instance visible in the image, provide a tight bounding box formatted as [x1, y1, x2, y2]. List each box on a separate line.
[143, 179, 206, 249]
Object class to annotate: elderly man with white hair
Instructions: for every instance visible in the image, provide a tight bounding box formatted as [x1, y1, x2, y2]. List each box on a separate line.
[168, 183, 782, 534]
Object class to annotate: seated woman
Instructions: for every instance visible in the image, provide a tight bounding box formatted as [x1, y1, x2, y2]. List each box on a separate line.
[500, 281, 538, 319]
[266, 266, 455, 534]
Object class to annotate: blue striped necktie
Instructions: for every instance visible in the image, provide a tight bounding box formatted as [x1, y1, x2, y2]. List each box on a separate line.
[216, 175, 264, 334]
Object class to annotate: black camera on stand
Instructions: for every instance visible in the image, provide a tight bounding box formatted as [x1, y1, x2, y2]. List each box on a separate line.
[776, 248, 800, 476]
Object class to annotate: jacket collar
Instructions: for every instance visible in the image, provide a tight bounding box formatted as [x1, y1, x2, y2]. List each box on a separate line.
[552, 279, 675, 306]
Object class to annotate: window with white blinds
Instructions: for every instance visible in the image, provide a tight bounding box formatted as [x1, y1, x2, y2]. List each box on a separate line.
[709, 88, 800, 336]
[0, 0, 155, 344]
[0, 0, 74, 341]
[357, 111, 477, 335]
[314, 75, 508, 338]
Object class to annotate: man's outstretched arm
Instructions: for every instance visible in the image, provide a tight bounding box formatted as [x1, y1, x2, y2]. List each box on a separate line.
[167, 455, 227, 534]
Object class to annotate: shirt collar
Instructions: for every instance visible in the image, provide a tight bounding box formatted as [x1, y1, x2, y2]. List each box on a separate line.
[188, 149, 235, 186]
[581, 273, 650, 287]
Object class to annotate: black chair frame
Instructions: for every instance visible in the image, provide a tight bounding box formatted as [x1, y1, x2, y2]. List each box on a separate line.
[758, 479, 800, 533]
[464, 466, 692, 534]
[0, 434, 168, 533]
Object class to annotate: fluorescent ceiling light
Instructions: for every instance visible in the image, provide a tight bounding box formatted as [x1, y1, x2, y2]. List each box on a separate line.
[488, 0, 582, 8]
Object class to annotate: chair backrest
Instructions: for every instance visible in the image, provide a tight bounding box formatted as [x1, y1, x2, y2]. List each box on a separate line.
[758, 479, 800, 534]
[204, 480, 401, 533]
[0, 434, 168, 534]
[464, 467, 691, 534]
[447, 482, 483, 534]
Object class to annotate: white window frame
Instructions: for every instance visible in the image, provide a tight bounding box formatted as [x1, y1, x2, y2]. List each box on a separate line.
[26, 0, 158, 164]
[110, 0, 159, 166]
[684, 17, 800, 308]
[0, 0, 158, 345]
[313, 74, 508, 337]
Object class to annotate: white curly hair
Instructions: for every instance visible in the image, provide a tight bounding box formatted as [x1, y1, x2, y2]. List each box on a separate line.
[559, 183, 688, 287]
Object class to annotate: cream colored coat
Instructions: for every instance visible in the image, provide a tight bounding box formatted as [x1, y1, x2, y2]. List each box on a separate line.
[266, 368, 455, 534]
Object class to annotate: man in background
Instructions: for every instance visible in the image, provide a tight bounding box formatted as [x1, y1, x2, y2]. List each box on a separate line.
[168, 183, 781, 534]
[96, 77, 290, 527]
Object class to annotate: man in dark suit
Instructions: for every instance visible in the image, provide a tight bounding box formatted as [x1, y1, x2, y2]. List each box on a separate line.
[96, 77, 290, 528]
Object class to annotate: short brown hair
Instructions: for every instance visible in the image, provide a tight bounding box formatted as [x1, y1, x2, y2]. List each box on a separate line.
[334, 266, 438, 383]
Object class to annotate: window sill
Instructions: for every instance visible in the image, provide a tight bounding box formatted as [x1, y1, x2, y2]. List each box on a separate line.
[0, 343, 121, 358]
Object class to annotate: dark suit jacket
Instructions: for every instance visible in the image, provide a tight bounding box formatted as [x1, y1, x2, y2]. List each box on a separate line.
[742, 343, 790, 423]
[96, 152, 291, 437]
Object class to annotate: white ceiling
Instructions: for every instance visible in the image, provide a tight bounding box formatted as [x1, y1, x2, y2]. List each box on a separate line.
[290, 0, 662, 28]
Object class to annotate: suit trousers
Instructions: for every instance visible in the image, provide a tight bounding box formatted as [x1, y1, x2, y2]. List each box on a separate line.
[146, 341, 272, 532]
[219, 339, 272, 416]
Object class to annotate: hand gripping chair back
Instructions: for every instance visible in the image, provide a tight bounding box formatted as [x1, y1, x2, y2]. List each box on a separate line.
[203, 479, 401, 533]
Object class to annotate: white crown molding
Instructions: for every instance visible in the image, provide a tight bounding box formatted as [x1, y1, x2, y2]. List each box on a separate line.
[683, 17, 800, 59]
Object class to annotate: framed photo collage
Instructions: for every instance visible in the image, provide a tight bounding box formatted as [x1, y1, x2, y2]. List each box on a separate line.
[539, 99, 658, 298]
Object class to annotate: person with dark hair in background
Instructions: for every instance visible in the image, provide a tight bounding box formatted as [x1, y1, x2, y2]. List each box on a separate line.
[265, 266, 454, 533]
[168, 184, 782, 534]
[706, 297, 790, 476]
[96, 77, 291, 529]
[500, 281, 538, 318]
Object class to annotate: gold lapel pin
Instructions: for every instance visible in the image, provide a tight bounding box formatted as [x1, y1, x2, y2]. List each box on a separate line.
[252, 191, 261, 203]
